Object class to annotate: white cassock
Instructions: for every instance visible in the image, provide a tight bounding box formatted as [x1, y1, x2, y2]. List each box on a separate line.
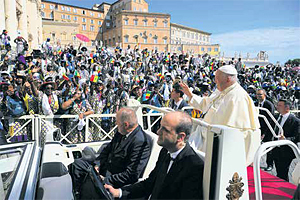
[188, 82, 261, 166]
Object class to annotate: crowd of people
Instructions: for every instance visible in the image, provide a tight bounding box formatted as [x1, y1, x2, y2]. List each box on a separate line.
[0, 29, 299, 142]
[1, 29, 300, 198]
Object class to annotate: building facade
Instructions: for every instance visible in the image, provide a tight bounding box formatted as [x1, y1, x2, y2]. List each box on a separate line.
[40, 0, 219, 55]
[99, 0, 171, 52]
[0, 0, 43, 49]
[41, 0, 104, 47]
[170, 23, 220, 56]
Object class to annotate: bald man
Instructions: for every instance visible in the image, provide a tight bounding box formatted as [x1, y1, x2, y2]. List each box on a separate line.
[105, 111, 204, 199]
[70, 107, 151, 199]
[180, 65, 260, 166]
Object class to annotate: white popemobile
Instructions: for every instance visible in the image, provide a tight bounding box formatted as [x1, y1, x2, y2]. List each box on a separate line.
[0, 99, 299, 200]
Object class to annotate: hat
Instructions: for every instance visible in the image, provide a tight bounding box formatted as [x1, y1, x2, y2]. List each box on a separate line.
[39, 81, 56, 91]
[131, 85, 140, 91]
[218, 65, 238, 75]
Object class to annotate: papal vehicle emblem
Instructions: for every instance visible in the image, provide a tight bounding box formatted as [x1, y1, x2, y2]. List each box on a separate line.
[226, 172, 244, 200]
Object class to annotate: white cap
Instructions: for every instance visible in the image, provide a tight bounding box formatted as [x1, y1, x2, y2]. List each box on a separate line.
[218, 65, 238, 75]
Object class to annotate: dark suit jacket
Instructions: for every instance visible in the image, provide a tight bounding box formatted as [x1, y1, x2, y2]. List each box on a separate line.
[171, 99, 192, 115]
[274, 113, 300, 161]
[97, 125, 151, 188]
[257, 99, 275, 141]
[122, 143, 204, 199]
[280, 113, 300, 144]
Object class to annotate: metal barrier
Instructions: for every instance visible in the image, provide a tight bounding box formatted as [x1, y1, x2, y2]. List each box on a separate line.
[253, 140, 300, 200]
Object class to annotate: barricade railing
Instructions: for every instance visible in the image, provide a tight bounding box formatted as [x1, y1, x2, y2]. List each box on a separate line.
[2, 115, 36, 144]
[253, 140, 300, 200]
[257, 107, 283, 138]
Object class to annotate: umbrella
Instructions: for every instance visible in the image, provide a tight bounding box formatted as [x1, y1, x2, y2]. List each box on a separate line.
[76, 34, 90, 42]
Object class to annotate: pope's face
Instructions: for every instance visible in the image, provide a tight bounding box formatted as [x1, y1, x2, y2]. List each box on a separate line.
[215, 70, 223, 91]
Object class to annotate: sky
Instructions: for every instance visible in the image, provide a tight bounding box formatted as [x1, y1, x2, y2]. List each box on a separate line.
[54, 0, 300, 63]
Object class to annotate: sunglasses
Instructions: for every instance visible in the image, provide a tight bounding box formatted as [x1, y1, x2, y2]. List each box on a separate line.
[46, 87, 53, 90]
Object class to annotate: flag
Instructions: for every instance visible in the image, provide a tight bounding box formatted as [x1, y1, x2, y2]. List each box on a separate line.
[145, 91, 151, 99]
[142, 91, 152, 101]
[74, 70, 81, 78]
[90, 74, 98, 83]
[62, 73, 69, 81]
[58, 49, 62, 55]
[110, 58, 115, 64]
[209, 62, 214, 71]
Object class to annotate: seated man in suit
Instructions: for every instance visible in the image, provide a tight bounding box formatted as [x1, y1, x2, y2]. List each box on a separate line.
[273, 99, 300, 181]
[69, 107, 151, 198]
[105, 111, 204, 199]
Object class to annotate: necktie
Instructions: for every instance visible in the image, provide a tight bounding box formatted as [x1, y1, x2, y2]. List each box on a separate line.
[151, 153, 171, 199]
[274, 115, 283, 137]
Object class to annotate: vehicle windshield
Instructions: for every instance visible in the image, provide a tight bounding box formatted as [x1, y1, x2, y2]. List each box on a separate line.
[0, 147, 24, 200]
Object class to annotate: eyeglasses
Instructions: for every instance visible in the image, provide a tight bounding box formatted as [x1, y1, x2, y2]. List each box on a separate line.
[46, 87, 53, 90]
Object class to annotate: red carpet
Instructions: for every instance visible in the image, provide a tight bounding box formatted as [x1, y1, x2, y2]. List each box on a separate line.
[247, 166, 297, 200]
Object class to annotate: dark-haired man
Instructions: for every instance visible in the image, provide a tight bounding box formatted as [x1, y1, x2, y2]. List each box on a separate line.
[273, 99, 300, 181]
[105, 111, 204, 199]
[256, 89, 275, 171]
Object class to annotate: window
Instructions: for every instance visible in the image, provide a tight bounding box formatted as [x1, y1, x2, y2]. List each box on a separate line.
[66, 7, 71, 12]
[154, 38, 157, 44]
[99, 27, 102, 32]
[82, 24, 86, 30]
[74, 16, 77, 21]
[98, 21, 102, 25]
[144, 38, 147, 43]
[144, 21, 147, 26]
[91, 19, 94, 24]
[124, 19, 128, 25]
[50, 12, 53, 19]
[154, 21, 157, 27]
[98, 13, 102, 18]
[191, 33, 194, 39]
[73, 8, 77, 13]
[214, 48, 219, 52]
[124, 36, 129, 43]
[82, 10, 86, 15]
[82, 18, 86, 22]
[67, 15, 71, 20]
[196, 34, 198, 40]
[90, 12, 94, 16]
[49, 4, 54, 9]
[208, 48, 211, 52]
[134, 7, 136, 11]
[106, 22, 110, 27]
[183, 31, 186, 37]
[163, 38, 167, 44]
[41, 4, 45, 9]
[187, 32, 190, 38]
[61, 14, 65, 19]
[61, 6, 65, 11]
[41, 11, 45, 17]
[134, 20, 138, 26]
[163, 21, 168, 27]
[90, 25, 94, 31]
[139, 8, 142, 12]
